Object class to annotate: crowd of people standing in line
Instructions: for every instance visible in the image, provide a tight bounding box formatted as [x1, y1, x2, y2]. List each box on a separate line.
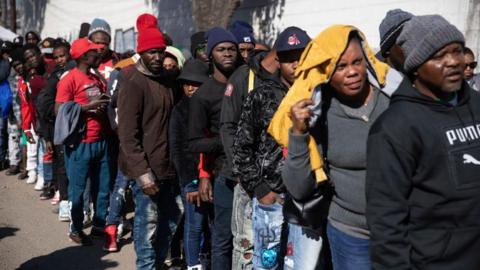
[0, 7, 479, 270]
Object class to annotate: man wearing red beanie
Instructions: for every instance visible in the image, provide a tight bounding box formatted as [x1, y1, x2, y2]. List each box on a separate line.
[117, 13, 180, 270]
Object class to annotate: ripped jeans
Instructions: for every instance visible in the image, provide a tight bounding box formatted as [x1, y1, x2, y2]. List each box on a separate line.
[132, 180, 181, 270]
[231, 184, 254, 270]
[106, 169, 132, 226]
[252, 197, 286, 270]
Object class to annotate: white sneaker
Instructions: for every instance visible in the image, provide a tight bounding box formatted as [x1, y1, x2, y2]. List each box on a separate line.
[188, 265, 203, 270]
[26, 171, 37, 184]
[58, 200, 71, 222]
[34, 176, 44, 190]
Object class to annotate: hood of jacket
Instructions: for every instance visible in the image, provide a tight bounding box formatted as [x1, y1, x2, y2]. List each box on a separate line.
[248, 49, 281, 83]
[268, 25, 389, 182]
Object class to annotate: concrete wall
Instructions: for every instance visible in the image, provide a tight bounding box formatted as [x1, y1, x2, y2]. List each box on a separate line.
[232, 0, 477, 51]
[15, 0, 479, 61]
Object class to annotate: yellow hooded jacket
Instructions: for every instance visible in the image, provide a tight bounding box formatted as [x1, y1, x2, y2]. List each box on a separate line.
[267, 25, 389, 182]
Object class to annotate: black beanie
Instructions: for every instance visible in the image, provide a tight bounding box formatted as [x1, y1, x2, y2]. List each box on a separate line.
[190, 31, 206, 56]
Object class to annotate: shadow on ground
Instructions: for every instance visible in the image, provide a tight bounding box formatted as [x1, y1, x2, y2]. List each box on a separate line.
[0, 226, 19, 241]
[15, 241, 120, 270]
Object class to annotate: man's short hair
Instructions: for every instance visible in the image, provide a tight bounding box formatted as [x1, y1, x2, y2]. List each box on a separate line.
[464, 47, 474, 56]
[22, 43, 41, 56]
[53, 38, 71, 51]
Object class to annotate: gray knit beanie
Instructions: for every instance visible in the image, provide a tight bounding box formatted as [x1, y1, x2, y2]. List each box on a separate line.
[88, 18, 111, 40]
[379, 9, 413, 55]
[398, 14, 465, 73]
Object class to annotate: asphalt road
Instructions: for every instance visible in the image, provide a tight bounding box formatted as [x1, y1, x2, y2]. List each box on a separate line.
[0, 172, 136, 270]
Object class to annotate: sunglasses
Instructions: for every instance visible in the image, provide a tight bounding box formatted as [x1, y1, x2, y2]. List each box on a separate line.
[465, 62, 477, 69]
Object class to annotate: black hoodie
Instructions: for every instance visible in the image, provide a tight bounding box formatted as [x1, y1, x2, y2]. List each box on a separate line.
[36, 60, 75, 142]
[219, 50, 278, 180]
[366, 79, 480, 270]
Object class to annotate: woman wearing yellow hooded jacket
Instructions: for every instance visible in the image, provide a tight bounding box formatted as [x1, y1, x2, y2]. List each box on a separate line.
[269, 25, 389, 269]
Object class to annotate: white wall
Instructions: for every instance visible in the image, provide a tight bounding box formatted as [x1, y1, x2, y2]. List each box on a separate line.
[253, 0, 472, 50]
[41, 0, 156, 44]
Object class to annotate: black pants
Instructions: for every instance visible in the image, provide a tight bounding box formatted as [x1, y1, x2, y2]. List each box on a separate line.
[53, 144, 68, 200]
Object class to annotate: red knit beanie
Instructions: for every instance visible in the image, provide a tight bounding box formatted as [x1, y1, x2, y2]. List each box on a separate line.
[136, 13, 166, 53]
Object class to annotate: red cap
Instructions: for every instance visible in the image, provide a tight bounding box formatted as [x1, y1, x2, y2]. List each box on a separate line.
[136, 13, 166, 53]
[70, 38, 104, 59]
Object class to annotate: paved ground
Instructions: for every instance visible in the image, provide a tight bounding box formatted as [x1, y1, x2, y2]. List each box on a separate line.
[0, 173, 136, 270]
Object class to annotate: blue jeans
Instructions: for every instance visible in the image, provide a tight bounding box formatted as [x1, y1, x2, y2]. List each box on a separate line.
[39, 139, 53, 184]
[64, 140, 112, 233]
[106, 169, 132, 225]
[181, 186, 213, 267]
[284, 223, 323, 270]
[132, 180, 180, 270]
[252, 198, 285, 270]
[326, 222, 371, 270]
[212, 176, 235, 270]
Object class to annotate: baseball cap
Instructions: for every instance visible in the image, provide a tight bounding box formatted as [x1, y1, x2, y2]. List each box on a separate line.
[274, 26, 311, 52]
[70, 38, 104, 59]
[40, 37, 55, 54]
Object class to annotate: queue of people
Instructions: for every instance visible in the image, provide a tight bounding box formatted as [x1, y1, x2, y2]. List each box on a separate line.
[0, 8, 479, 270]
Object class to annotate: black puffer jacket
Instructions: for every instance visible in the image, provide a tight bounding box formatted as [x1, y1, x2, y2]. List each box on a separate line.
[232, 78, 287, 198]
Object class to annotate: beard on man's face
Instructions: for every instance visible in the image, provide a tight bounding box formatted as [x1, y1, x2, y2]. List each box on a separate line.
[212, 57, 236, 76]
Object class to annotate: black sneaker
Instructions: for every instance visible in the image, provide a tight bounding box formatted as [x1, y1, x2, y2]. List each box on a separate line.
[40, 186, 55, 200]
[17, 171, 28, 180]
[69, 231, 92, 246]
[5, 165, 20, 176]
[90, 226, 105, 238]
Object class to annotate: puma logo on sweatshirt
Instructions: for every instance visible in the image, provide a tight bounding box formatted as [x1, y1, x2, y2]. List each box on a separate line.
[445, 124, 480, 145]
[463, 154, 480, 165]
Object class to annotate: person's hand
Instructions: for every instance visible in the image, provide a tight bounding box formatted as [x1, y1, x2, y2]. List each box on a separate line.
[46, 141, 54, 154]
[258, 191, 283, 205]
[199, 178, 213, 202]
[186, 191, 201, 207]
[81, 98, 109, 114]
[137, 171, 159, 196]
[25, 131, 35, 144]
[290, 99, 314, 135]
[142, 182, 160, 196]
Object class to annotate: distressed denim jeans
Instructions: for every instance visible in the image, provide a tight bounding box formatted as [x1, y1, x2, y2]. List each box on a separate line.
[284, 223, 323, 270]
[132, 180, 181, 270]
[106, 168, 132, 226]
[231, 184, 253, 270]
[252, 198, 285, 270]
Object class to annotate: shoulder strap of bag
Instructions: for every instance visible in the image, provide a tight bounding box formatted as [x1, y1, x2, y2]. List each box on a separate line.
[248, 68, 255, 93]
